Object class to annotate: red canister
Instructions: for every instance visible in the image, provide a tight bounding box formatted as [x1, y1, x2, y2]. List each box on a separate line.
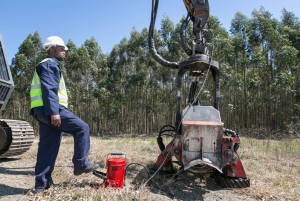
[105, 156, 126, 188]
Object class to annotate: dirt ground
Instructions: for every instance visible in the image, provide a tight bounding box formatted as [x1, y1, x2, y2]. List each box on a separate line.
[0, 136, 264, 201]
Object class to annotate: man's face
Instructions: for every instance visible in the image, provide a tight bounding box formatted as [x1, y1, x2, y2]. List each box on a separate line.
[51, 46, 67, 61]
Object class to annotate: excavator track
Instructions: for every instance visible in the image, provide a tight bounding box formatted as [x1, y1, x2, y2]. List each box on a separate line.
[0, 119, 35, 158]
[215, 172, 250, 188]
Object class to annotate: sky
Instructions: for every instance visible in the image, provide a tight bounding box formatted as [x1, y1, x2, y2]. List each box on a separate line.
[1, 0, 300, 64]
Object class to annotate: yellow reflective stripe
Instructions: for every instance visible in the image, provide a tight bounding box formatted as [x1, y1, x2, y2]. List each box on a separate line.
[59, 100, 68, 107]
[31, 85, 40, 89]
[31, 96, 42, 101]
[58, 95, 68, 101]
[30, 96, 44, 108]
[58, 90, 67, 95]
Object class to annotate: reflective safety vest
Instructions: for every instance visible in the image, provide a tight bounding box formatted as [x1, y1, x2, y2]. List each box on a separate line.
[30, 58, 68, 109]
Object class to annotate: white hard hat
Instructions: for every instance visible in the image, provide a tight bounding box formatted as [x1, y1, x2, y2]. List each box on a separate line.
[43, 36, 68, 51]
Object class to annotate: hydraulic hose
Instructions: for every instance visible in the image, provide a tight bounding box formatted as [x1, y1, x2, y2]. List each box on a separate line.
[180, 15, 192, 56]
[148, 0, 179, 69]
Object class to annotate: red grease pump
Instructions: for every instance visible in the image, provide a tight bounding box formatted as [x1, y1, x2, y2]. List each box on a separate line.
[93, 153, 126, 188]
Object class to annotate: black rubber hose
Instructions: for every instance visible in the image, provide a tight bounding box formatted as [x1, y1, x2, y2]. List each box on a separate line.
[157, 136, 165, 152]
[124, 163, 151, 186]
[159, 125, 175, 133]
[157, 125, 176, 152]
[180, 15, 192, 55]
[148, 0, 179, 69]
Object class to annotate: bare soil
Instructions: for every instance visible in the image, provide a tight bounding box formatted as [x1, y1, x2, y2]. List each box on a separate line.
[0, 135, 297, 201]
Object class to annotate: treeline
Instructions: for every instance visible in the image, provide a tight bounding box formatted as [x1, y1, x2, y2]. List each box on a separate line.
[2, 8, 300, 135]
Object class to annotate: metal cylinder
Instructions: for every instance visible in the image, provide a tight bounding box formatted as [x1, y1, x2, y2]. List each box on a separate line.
[105, 157, 126, 188]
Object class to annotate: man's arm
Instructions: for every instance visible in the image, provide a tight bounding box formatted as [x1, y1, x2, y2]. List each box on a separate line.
[37, 61, 61, 126]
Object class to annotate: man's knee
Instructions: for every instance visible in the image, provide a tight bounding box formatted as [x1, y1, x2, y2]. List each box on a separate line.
[80, 121, 90, 134]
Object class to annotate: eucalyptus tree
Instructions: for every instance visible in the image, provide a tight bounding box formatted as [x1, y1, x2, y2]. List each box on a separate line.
[280, 9, 300, 120]
[106, 28, 158, 133]
[246, 8, 284, 129]
[64, 38, 108, 133]
[154, 17, 179, 131]
[9, 32, 44, 120]
[227, 12, 252, 128]
[106, 16, 184, 134]
[64, 39, 95, 122]
[105, 38, 129, 133]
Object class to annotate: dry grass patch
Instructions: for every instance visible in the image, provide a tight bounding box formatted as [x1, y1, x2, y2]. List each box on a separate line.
[2, 134, 299, 201]
[240, 137, 300, 200]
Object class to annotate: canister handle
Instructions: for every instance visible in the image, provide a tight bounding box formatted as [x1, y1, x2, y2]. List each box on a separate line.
[107, 152, 126, 159]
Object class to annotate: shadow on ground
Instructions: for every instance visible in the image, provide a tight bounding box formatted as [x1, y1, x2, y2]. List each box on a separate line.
[0, 158, 34, 197]
[127, 163, 223, 201]
[0, 184, 30, 197]
[0, 164, 34, 176]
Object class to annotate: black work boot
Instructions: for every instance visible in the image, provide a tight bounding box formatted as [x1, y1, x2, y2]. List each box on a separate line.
[45, 179, 60, 189]
[74, 163, 100, 176]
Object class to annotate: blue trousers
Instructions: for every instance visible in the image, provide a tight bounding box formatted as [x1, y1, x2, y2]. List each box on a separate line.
[34, 107, 91, 190]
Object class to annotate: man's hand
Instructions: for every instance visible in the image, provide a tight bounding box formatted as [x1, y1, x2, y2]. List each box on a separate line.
[51, 114, 61, 127]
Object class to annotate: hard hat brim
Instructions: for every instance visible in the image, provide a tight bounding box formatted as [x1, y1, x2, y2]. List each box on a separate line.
[44, 45, 68, 51]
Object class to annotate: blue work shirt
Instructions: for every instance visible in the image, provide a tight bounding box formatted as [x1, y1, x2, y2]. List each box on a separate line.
[30, 56, 64, 116]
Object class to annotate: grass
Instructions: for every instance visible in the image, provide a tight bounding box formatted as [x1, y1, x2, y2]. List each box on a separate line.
[23, 135, 300, 201]
[27, 136, 169, 201]
[239, 137, 300, 200]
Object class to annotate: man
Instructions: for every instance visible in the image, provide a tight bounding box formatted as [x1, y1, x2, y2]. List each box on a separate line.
[30, 36, 99, 192]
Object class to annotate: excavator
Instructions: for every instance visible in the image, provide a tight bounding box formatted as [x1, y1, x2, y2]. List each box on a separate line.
[148, 0, 250, 188]
[0, 34, 34, 159]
